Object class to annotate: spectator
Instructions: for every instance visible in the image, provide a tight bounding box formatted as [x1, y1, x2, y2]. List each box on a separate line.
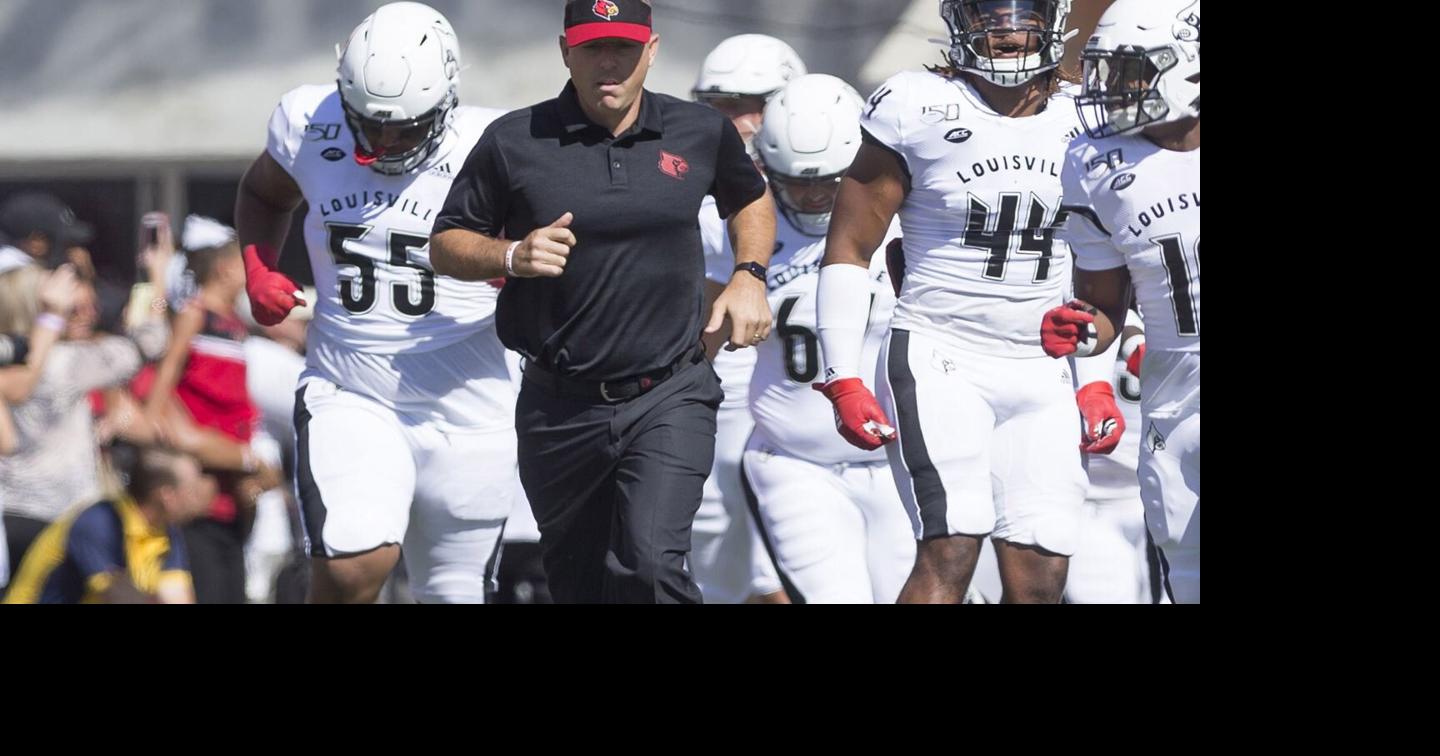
[1, 260, 81, 585]
[138, 216, 272, 603]
[0, 233, 171, 580]
[1, 394, 13, 589]
[4, 445, 214, 604]
[0, 192, 95, 272]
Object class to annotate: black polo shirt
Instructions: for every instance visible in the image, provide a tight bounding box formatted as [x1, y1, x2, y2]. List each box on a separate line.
[434, 81, 766, 381]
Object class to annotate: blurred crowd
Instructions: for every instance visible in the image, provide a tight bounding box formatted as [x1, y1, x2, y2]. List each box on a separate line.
[0, 192, 311, 603]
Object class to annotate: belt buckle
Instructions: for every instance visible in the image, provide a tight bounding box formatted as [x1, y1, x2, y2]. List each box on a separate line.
[600, 381, 619, 402]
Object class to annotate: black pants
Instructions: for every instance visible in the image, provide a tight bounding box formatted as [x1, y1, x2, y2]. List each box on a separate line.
[516, 358, 723, 604]
[5, 513, 49, 582]
[183, 517, 248, 604]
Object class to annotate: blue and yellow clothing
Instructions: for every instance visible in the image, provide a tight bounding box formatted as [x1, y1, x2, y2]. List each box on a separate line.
[3, 497, 193, 604]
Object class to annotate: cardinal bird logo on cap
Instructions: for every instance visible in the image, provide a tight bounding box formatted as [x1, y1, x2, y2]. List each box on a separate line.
[593, 0, 619, 20]
[659, 151, 689, 180]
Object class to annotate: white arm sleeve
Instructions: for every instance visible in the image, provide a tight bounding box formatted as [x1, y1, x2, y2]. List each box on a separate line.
[817, 263, 873, 383]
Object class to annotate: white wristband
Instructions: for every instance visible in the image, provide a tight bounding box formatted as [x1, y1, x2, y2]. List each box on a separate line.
[1119, 333, 1145, 363]
[504, 241, 521, 277]
[1072, 318, 1101, 357]
[36, 313, 66, 333]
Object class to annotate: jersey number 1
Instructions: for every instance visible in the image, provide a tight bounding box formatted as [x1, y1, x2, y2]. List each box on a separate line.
[1154, 234, 1200, 337]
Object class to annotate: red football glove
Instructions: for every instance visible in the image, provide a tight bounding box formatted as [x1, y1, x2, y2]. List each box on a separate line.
[1124, 341, 1146, 378]
[243, 243, 306, 326]
[1041, 300, 1099, 358]
[1076, 381, 1125, 455]
[813, 378, 896, 451]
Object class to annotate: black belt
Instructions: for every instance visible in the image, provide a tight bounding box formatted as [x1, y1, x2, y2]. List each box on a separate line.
[523, 345, 705, 403]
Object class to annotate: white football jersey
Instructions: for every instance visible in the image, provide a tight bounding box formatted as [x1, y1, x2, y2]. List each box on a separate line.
[700, 196, 821, 409]
[749, 220, 900, 466]
[266, 85, 505, 354]
[862, 71, 1083, 357]
[699, 196, 756, 408]
[1061, 134, 1200, 353]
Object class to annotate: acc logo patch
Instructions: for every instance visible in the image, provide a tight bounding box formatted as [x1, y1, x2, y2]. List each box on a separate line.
[321, 147, 346, 162]
[1110, 173, 1136, 191]
[944, 127, 973, 143]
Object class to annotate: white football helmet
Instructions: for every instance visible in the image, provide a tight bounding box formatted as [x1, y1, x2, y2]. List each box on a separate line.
[692, 34, 807, 101]
[939, 0, 1075, 88]
[755, 74, 865, 237]
[1076, 0, 1200, 139]
[336, 2, 462, 175]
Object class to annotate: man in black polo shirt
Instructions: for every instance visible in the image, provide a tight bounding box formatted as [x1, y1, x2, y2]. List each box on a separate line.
[431, 0, 776, 604]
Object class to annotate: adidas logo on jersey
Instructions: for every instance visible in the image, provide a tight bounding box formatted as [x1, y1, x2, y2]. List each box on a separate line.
[427, 162, 454, 177]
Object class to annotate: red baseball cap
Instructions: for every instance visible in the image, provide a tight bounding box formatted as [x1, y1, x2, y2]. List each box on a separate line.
[564, 0, 653, 47]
